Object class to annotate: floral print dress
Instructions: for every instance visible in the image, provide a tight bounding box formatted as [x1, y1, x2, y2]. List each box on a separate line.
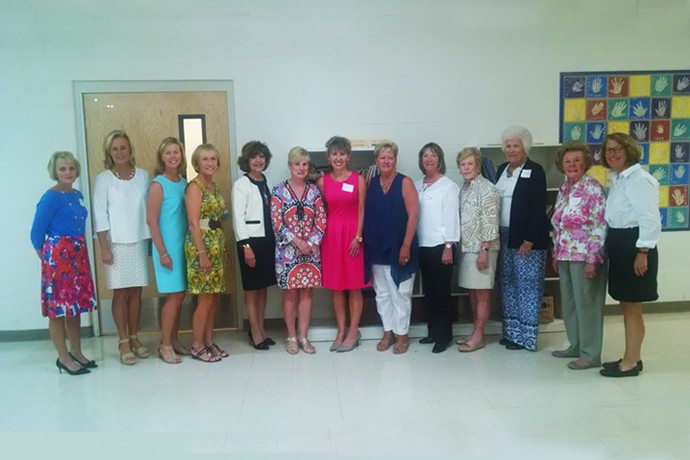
[271, 181, 326, 289]
[185, 178, 226, 294]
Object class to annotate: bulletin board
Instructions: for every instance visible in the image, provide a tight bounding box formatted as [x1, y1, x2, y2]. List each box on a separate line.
[560, 70, 690, 230]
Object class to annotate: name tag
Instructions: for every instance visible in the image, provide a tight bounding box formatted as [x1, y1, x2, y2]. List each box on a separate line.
[520, 169, 532, 178]
[342, 183, 354, 193]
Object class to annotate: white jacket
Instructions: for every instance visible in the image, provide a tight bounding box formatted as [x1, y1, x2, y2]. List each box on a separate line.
[232, 175, 270, 241]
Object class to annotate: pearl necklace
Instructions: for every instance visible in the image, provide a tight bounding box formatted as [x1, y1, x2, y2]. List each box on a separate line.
[113, 168, 135, 180]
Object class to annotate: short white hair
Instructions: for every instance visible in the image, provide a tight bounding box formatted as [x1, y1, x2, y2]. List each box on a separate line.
[501, 125, 533, 154]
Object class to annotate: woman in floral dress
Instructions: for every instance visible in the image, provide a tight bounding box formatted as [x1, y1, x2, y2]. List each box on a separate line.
[184, 144, 227, 363]
[271, 146, 327, 354]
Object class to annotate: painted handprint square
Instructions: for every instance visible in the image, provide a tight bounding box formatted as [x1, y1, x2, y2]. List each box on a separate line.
[629, 75, 651, 97]
[651, 98, 671, 119]
[628, 98, 650, 120]
[608, 121, 630, 136]
[586, 122, 607, 143]
[607, 99, 628, 120]
[564, 122, 586, 142]
[629, 121, 649, 142]
[649, 165, 670, 185]
[588, 144, 603, 165]
[670, 142, 689, 163]
[658, 185, 669, 207]
[651, 75, 672, 97]
[564, 99, 586, 122]
[650, 120, 670, 142]
[586, 75, 607, 98]
[668, 206, 689, 229]
[670, 164, 689, 185]
[671, 119, 690, 141]
[669, 186, 689, 207]
[672, 74, 690, 95]
[564, 76, 586, 98]
[649, 142, 669, 164]
[639, 142, 649, 165]
[608, 76, 629, 98]
[586, 99, 607, 121]
[670, 96, 690, 118]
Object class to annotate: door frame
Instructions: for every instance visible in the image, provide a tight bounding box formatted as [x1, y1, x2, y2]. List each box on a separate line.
[73, 80, 238, 336]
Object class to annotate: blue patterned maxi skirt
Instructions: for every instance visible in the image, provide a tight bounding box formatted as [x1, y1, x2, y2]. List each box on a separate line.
[498, 227, 547, 351]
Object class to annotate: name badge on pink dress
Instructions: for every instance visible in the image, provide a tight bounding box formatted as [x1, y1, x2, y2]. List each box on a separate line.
[341, 183, 354, 193]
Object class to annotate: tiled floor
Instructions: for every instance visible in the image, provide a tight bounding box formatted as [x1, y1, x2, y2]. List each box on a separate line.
[1, 312, 689, 459]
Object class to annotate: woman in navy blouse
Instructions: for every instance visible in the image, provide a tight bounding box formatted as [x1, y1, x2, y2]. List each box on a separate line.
[30, 151, 97, 375]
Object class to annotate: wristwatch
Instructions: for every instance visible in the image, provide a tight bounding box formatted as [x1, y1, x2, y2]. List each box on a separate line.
[355, 236, 363, 243]
[242, 243, 250, 250]
[445, 243, 452, 249]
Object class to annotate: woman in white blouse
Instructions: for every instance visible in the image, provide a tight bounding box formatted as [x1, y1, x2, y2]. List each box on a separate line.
[600, 133, 660, 378]
[456, 147, 500, 352]
[93, 130, 151, 365]
[414, 143, 460, 353]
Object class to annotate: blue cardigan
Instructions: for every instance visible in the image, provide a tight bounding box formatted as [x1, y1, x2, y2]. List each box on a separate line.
[496, 158, 550, 250]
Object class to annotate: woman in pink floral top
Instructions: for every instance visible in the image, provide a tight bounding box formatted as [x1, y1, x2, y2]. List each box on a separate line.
[550, 142, 607, 370]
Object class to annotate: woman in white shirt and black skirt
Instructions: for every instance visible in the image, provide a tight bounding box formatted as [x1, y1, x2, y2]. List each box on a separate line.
[600, 132, 661, 378]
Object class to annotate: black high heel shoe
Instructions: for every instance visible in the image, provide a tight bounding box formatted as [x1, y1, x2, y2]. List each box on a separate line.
[69, 352, 97, 369]
[56, 359, 90, 375]
[248, 332, 269, 351]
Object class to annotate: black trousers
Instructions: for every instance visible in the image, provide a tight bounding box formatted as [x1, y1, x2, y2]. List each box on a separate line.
[419, 244, 454, 344]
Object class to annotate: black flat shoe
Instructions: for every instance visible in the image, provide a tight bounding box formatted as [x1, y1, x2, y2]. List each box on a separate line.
[602, 359, 643, 372]
[499, 338, 509, 346]
[264, 337, 276, 346]
[419, 336, 435, 344]
[56, 359, 90, 375]
[505, 342, 525, 350]
[432, 341, 450, 353]
[69, 352, 97, 369]
[600, 364, 640, 378]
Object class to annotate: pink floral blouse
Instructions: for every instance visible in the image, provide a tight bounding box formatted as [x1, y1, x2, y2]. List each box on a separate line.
[550, 175, 607, 265]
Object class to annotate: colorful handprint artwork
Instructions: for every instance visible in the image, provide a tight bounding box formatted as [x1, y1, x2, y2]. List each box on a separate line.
[561, 70, 690, 230]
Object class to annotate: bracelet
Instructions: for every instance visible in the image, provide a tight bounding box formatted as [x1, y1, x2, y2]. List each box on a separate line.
[160, 253, 169, 259]
[355, 235, 363, 243]
[198, 249, 207, 255]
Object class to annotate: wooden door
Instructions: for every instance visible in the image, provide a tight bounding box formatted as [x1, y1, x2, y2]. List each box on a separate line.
[82, 91, 237, 334]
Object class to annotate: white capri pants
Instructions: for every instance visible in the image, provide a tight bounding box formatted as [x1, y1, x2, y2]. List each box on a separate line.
[371, 264, 415, 335]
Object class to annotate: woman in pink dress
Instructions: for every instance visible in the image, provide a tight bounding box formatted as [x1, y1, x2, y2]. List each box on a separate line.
[318, 136, 368, 352]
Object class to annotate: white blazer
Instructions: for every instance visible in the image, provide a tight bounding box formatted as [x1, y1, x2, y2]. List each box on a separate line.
[232, 175, 269, 241]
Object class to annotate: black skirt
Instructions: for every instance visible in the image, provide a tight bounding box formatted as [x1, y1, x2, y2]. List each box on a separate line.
[606, 227, 658, 302]
[237, 236, 277, 291]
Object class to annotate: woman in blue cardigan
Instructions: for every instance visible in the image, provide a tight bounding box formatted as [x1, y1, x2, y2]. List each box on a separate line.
[495, 126, 550, 351]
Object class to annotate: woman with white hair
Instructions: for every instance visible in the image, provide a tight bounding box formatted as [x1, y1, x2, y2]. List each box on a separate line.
[495, 126, 550, 351]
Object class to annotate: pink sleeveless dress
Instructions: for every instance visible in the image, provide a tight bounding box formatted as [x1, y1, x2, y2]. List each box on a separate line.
[321, 172, 368, 290]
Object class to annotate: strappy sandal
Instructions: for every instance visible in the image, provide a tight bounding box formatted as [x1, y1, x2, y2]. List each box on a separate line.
[376, 333, 394, 352]
[118, 339, 136, 365]
[392, 336, 409, 355]
[129, 335, 150, 359]
[158, 345, 182, 364]
[190, 346, 221, 363]
[298, 337, 316, 354]
[285, 337, 299, 355]
[207, 343, 229, 358]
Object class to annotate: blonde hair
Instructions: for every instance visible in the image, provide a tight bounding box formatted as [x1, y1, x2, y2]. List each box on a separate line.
[102, 130, 135, 169]
[48, 151, 80, 181]
[190, 143, 220, 172]
[287, 146, 311, 164]
[374, 140, 398, 159]
[154, 137, 187, 177]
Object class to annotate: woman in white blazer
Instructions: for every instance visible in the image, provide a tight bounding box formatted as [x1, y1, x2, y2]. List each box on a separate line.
[232, 141, 277, 350]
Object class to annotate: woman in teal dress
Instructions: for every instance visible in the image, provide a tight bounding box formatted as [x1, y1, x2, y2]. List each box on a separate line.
[147, 137, 189, 364]
[184, 144, 227, 363]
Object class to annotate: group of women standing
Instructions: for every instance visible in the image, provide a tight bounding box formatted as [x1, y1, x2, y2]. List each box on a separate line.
[31, 126, 660, 378]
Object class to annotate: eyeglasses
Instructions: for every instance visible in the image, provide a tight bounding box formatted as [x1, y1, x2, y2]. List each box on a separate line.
[605, 146, 624, 154]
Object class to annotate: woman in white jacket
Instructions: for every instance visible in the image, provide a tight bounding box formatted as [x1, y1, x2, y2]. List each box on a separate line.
[232, 141, 277, 350]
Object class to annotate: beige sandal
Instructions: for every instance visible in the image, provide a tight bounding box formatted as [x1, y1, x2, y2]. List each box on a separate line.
[158, 345, 181, 364]
[298, 337, 316, 354]
[129, 335, 150, 359]
[286, 337, 299, 355]
[118, 339, 136, 365]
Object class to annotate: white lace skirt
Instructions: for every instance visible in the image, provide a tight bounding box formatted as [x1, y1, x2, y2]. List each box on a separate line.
[104, 240, 149, 289]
